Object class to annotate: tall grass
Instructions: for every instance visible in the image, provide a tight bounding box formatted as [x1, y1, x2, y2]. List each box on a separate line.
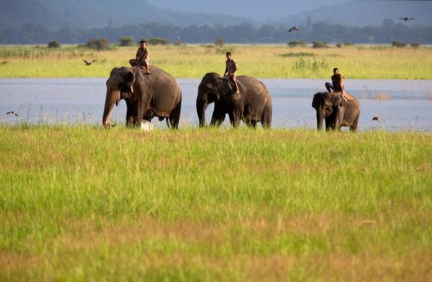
[1, 125, 431, 281]
[0, 45, 432, 79]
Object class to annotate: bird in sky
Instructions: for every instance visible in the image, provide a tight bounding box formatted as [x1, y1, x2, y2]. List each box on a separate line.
[372, 116, 379, 121]
[6, 111, 18, 116]
[288, 26, 300, 32]
[400, 17, 414, 21]
[83, 59, 96, 66]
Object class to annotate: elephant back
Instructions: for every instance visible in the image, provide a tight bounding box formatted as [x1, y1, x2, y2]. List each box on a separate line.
[237, 75, 272, 119]
[133, 65, 179, 87]
[341, 91, 360, 110]
[132, 65, 181, 104]
[132, 65, 175, 82]
[237, 75, 272, 100]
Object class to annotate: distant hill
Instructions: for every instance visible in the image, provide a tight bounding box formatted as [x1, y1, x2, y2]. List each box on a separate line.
[146, 0, 350, 23]
[276, 0, 432, 27]
[0, 0, 257, 29]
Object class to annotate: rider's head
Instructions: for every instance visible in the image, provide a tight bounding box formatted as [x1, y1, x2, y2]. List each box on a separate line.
[140, 40, 146, 48]
[226, 52, 232, 59]
[333, 68, 339, 74]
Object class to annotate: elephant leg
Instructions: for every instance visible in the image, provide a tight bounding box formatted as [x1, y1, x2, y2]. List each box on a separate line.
[316, 110, 324, 130]
[126, 103, 136, 127]
[261, 103, 272, 129]
[325, 117, 332, 131]
[228, 112, 238, 127]
[210, 105, 225, 127]
[228, 112, 235, 126]
[350, 114, 360, 133]
[335, 107, 344, 131]
[136, 93, 151, 127]
[234, 115, 242, 127]
[229, 109, 242, 128]
[168, 97, 182, 129]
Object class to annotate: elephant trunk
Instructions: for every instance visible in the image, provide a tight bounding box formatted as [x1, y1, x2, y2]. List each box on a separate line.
[102, 89, 120, 127]
[316, 107, 324, 130]
[196, 92, 207, 127]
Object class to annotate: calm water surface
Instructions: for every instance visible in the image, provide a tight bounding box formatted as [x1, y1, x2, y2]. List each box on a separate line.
[1, 78, 431, 131]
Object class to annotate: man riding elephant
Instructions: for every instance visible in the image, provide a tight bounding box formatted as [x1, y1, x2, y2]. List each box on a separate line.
[325, 68, 352, 101]
[196, 73, 272, 128]
[103, 65, 182, 129]
[312, 91, 360, 132]
[224, 52, 239, 94]
[129, 40, 150, 74]
[325, 68, 344, 92]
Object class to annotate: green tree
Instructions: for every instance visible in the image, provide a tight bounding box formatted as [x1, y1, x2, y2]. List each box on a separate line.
[392, 41, 407, 48]
[312, 41, 328, 48]
[47, 41, 61, 48]
[86, 38, 110, 50]
[118, 37, 135, 46]
[145, 37, 169, 45]
[288, 40, 307, 47]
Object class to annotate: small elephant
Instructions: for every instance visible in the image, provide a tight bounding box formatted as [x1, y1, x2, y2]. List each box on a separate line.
[196, 73, 272, 128]
[103, 66, 182, 128]
[312, 92, 360, 132]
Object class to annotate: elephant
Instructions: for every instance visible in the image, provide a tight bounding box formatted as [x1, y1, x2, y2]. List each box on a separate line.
[103, 66, 182, 128]
[312, 91, 361, 132]
[196, 73, 272, 128]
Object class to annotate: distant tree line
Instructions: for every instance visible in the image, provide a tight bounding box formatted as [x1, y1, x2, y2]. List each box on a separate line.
[0, 20, 431, 45]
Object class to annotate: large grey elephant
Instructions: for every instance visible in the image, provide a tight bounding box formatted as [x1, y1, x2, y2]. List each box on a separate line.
[312, 91, 360, 132]
[103, 66, 182, 128]
[196, 73, 272, 128]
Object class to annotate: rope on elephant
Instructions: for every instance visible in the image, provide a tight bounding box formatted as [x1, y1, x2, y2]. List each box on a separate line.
[342, 91, 355, 101]
[333, 91, 355, 101]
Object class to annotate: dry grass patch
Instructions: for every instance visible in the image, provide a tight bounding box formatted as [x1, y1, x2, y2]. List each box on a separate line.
[0, 251, 40, 273]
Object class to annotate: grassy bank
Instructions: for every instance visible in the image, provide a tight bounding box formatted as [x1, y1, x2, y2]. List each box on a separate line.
[1, 45, 432, 79]
[1, 125, 431, 281]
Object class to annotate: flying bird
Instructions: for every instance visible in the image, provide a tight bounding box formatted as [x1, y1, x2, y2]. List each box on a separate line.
[6, 111, 18, 117]
[400, 17, 414, 21]
[83, 59, 96, 66]
[288, 26, 300, 32]
[372, 116, 379, 121]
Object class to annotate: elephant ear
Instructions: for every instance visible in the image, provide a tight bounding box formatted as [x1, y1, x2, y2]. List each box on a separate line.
[109, 67, 122, 77]
[312, 93, 322, 108]
[216, 77, 230, 96]
[122, 70, 135, 84]
[332, 94, 344, 107]
[221, 77, 233, 92]
[122, 70, 135, 93]
[107, 67, 122, 85]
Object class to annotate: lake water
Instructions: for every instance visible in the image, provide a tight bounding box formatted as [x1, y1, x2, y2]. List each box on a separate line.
[1, 78, 431, 131]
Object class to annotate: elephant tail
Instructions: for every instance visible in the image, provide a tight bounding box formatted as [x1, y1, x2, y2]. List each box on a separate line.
[261, 101, 272, 129]
[168, 91, 182, 129]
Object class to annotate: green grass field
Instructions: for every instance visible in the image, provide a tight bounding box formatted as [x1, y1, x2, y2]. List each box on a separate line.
[1, 45, 432, 79]
[1, 125, 431, 281]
